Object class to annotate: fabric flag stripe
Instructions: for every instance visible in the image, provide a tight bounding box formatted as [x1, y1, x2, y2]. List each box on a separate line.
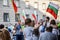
[48, 5, 58, 14]
[22, 16, 25, 20]
[12, 0, 17, 13]
[22, 10, 26, 20]
[46, 8, 57, 19]
[32, 14, 36, 20]
[32, 10, 37, 20]
[49, 2, 59, 10]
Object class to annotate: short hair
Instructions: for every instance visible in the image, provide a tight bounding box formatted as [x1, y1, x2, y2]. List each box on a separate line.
[0, 24, 4, 29]
[46, 17, 50, 21]
[46, 26, 53, 32]
[25, 18, 32, 25]
[50, 20, 56, 25]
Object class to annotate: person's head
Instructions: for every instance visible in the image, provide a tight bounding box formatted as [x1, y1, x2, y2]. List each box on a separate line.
[18, 20, 21, 24]
[31, 20, 35, 27]
[39, 19, 43, 25]
[25, 18, 32, 26]
[50, 19, 56, 25]
[0, 24, 4, 29]
[21, 22, 25, 26]
[46, 26, 53, 32]
[46, 17, 50, 22]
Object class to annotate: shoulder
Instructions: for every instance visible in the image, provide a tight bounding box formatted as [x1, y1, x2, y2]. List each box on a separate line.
[51, 33, 57, 38]
[40, 32, 45, 36]
[24, 27, 30, 31]
[23, 27, 27, 31]
[24, 27, 33, 31]
[29, 27, 34, 31]
[4, 29, 9, 33]
[29, 27, 33, 29]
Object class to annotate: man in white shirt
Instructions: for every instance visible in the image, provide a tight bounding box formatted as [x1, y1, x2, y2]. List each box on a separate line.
[43, 17, 50, 27]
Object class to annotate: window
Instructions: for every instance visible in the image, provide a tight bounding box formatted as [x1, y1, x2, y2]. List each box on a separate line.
[42, 3, 46, 10]
[15, 14, 20, 22]
[3, 0, 9, 6]
[3, 13, 10, 22]
[25, 1, 30, 9]
[15, 0, 20, 7]
[26, 14, 29, 18]
[34, 2, 38, 9]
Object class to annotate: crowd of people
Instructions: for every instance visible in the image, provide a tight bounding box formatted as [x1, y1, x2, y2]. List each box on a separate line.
[0, 16, 60, 40]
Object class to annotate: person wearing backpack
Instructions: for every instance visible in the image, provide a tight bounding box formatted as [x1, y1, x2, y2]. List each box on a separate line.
[0, 24, 11, 40]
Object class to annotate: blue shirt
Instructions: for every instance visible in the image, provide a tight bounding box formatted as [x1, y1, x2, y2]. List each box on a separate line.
[16, 24, 22, 35]
[39, 25, 45, 33]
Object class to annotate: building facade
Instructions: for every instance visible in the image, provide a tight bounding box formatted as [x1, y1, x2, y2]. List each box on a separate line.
[0, 0, 60, 27]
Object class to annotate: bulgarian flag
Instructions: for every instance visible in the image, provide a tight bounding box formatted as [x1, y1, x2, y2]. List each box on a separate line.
[12, 0, 18, 13]
[46, 2, 59, 19]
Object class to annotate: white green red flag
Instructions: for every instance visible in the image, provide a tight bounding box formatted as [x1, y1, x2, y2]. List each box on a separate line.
[32, 10, 37, 20]
[32, 14, 36, 20]
[12, 0, 18, 13]
[32, 10, 38, 24]
[46, 2, 59, 19]
[22, 10, 26, 20]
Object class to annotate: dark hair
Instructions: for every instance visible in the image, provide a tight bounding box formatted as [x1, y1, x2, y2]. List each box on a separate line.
[46, 26, 53, 32]
[33, 28, 39, 37]
[46, 17, 50, 21]
[50, 20, 56, 25]
[25, 18, 32, 25]
[32, 20, 35, 27]
[0, 24, 4, 29]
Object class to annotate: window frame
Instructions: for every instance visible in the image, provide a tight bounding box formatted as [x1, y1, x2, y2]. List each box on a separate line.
[3, 13, 10, 22]
[15, 13, 20, 22]
[42, 3, 46, 10]
[3, 0, 9, 7]
[25, 1, 30, 9]
[34, 2, 38, 9]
